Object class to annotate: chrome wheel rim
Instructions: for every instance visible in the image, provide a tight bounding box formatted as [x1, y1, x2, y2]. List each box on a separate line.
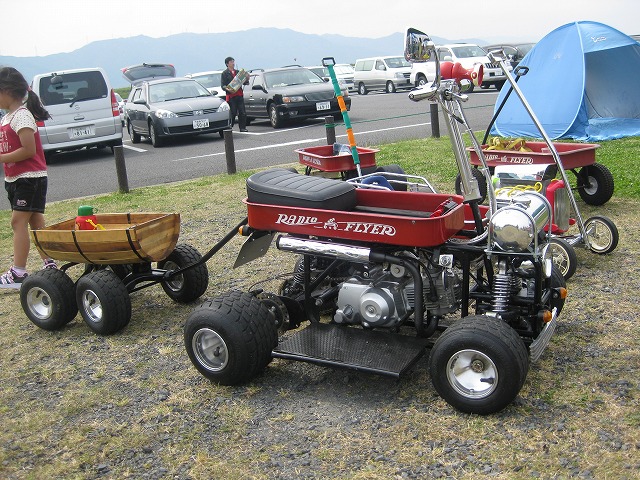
[192, 328, 228, 372]
[446, 349, 498, 399]
[26, 286, 52, 320]
[550, 243, 569, 277]
[81, 289, 103, 323]
[586, 220, 612, 252]
[162, 260, 184, 293]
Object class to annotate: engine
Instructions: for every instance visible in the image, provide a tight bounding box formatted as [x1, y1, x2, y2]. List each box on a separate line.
[333, 258, 461, 329]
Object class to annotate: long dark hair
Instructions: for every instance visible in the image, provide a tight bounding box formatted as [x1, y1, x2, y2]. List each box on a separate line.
[0, 66, 51, 121]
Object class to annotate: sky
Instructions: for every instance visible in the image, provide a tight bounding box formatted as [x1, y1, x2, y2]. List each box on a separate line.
[2, 0, 638, 57]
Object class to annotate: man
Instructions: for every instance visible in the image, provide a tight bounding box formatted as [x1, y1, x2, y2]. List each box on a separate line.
[221, 57, 248, 132]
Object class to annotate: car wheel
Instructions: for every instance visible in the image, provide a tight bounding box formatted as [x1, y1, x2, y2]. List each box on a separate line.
[417, 74, 428, 87]
[385, 81, 396, 93]
[268, 104, 283, 128]
[495, 80, 505, 91]
[149, 121, 164, 147]
[127, 121, 141, 144]
[358, 83, 367, 95]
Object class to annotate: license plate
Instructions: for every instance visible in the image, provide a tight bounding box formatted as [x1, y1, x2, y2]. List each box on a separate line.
[193, 119, 209, 129]
[316, 101, 331, 111]
[70, 125, 95, 139]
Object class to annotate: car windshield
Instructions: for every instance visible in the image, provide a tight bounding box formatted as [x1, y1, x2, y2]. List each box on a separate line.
[149, 80, 211, 102]
[384, 57, 410, 68]
[264, 69, 324, 88]
[309, 67, 328, 77]
[191, 73, 222, 89]
[334, 65, 354, 75]
[451, 46, 487, 58]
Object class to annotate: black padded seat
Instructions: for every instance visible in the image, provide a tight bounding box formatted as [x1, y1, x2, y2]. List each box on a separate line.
[246, 168, 357, 210]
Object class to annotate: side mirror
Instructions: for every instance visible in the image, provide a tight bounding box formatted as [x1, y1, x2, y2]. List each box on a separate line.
[404, 27, 435, 63]
[133, 98, 146, 105]
[252, 84, 265, 91]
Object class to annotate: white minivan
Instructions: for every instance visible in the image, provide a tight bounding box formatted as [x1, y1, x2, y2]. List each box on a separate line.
[353, 56, 412, 94]
[32, 67, 123, 159]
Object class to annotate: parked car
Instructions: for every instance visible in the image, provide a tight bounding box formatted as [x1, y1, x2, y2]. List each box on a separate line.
[484, 42, 536, 69]
[185, 70, 226, 98]
[353, 56, 412, 94]
[244, 66, 350, 128]
[410, 43, 512, 91]
[122, 63, 231, 147]
[32, 67, 123, 159]
[114, 92, 125, 126]
[307, 64, 356, 92]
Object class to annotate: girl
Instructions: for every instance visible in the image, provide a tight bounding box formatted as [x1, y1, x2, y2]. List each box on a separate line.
[0, 67, 56, 289]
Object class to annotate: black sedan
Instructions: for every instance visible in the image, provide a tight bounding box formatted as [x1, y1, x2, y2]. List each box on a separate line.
[244, 66, 351, 128]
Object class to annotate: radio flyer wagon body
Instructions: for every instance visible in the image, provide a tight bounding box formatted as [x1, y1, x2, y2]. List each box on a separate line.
[20, 213, 209, 335]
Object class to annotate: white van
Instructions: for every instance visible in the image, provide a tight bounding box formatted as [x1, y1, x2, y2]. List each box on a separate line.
[410, 44, 511, 91]
[32, 67, 123, 158]
[353, 56, 412, 94]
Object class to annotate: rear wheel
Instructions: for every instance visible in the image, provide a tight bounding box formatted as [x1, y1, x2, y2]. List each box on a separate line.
[158, 244, 209, 303]
[127, 121, 141, 143]
[358, 83, 368, 95]
[20, 269, 78, 331]
[184, 290, 278, 384]
[584, 216, 618, 254]
[577, 163, 614, 205]
[429, 315, 529, 415]
[76, 270, 131, 335]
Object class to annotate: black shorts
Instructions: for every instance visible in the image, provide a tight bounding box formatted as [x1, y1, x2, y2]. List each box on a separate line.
[5, 177, 48, 213]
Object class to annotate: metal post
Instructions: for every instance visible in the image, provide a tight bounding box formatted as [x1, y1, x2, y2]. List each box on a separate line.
[113, 144, 129, 193]
[223, 129, 237, 174]
[324, 116, 336, 145]
[430, 103, 440, 138]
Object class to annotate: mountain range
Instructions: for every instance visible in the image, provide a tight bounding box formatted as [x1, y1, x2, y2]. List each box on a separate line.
[0, 28, 494, 89]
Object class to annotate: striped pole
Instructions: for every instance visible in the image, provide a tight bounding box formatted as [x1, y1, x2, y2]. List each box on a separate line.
[323, 57, 361, 177]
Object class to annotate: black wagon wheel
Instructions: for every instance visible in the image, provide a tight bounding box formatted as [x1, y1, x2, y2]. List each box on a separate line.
[184, 290, 278, 385]
[549, 265, 566, 315]
[76, 269, 131, 335]
[157, 244, 209, 303]
[577, 163, 614, 206]
[20, 269, 78, 331]
[584, 215, 619, 254]
[454, 167, 488, 203]
[429, 315, 529, 415]
[548, 237, 578, 280]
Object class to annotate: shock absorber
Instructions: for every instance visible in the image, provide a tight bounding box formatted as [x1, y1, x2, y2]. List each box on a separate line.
[491, 260, 519, 314]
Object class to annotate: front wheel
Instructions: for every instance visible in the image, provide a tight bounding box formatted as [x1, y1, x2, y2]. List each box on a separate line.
[416, 74, 428, 87]
[149, 121, 164, 147]
[20, 269, 78, 331]
[577, 163, 614, 205]
[429, 315, 529, 415]
[158, 244, 209, 303]
[76, 270, 131, 335]
[385, 81, 396, 93]
[358, 83, 368, 95]
[268, 104, 283, 128]
[584, 216, 619, 254]
[454, 167, 488, 202]
[184, 290, 278, 384]
[549, 237, 578, 280]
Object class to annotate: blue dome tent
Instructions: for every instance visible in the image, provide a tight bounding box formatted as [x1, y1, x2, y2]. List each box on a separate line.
[491, 21, 640, 141]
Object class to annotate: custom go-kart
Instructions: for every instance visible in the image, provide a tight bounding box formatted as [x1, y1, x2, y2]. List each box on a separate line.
[182, 28, 568, 415]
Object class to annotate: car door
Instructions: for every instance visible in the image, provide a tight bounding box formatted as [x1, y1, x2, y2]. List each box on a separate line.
[245, 73, 267, 118]
[127, 86, 147, 131]
[373, 59, 387, 90]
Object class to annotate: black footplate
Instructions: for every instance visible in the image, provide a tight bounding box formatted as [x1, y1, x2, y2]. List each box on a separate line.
[272, 323, 429, 377]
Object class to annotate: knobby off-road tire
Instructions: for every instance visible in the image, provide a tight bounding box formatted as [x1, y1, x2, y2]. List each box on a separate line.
[429, 315, 529, 415]
[549, 237, 578, 280]
[20, 269, 78, 331]
[550, 265, 567, 315]
[76, 269, 131, 335]
[158, 244, 208, 303]
[184, 290, 278, 385]
[584, 216, 619, 254]
[578, 163, 614, 206]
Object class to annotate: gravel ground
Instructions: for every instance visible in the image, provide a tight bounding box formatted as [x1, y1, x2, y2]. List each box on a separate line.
[1, 189, 638, 479]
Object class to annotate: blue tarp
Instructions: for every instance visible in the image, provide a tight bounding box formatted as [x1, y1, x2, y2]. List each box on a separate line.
[491, 21, 640, 141]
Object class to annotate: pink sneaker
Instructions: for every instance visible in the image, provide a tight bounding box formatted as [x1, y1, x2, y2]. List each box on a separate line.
[0, 267, 28, 289]
[42, 259, 58, 269]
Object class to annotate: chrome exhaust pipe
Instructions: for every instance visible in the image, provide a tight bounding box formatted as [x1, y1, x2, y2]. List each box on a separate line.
[276, 236, 372, 263]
